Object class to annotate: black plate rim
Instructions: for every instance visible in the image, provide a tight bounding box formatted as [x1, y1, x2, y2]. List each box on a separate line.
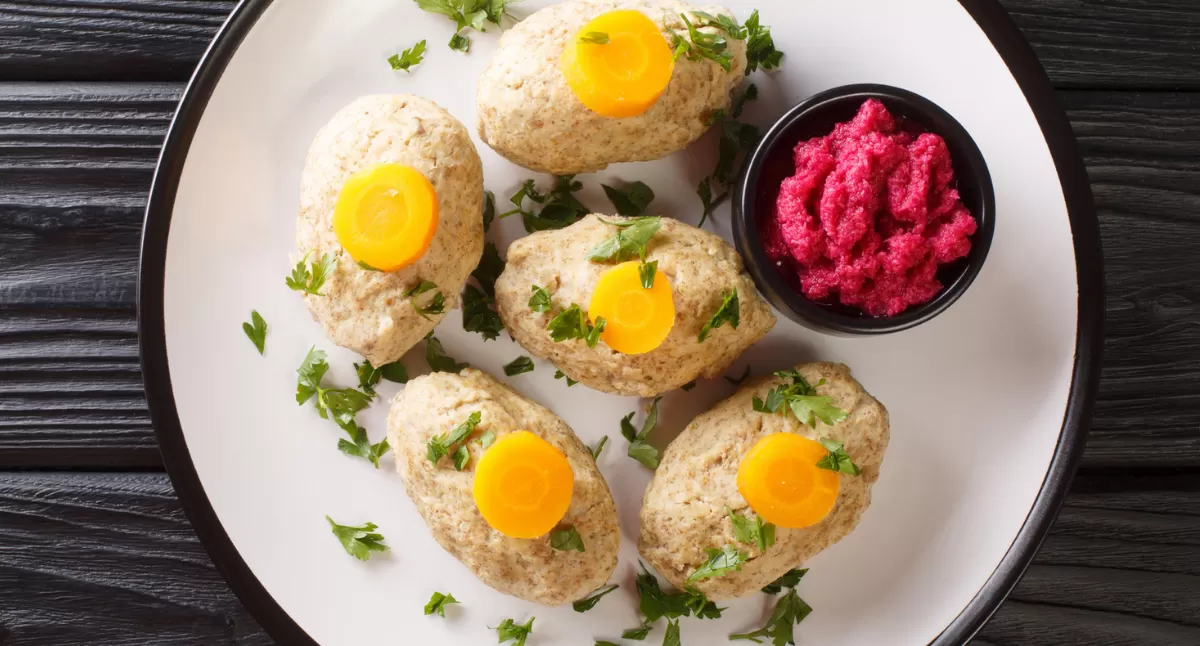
[136, 1, 1104, 644]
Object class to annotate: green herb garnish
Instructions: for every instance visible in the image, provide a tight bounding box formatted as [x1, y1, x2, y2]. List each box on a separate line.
[502, 175, 593, 232]
[663, 619, 681, 646]
[504, 355, 535, 376]
[622, 622, 652, 640]
[453, 444, 471, 471]
[425, 334, 469, 372]
[573, 584, 618, 613]
[621, 397, 662, 469]
[698, 84, 761, 227]
[355, 359, 409, 396]
[483, 190, 497, 232]
[639, 259, 658, 289]
[414, 0, 511, 52]
[555, 369, 579, 387]
[687, 544, 747, 582]
[495, 617, 534, 646]
[698, 288, 740, 341]
[449, 32, 470, 52]
[407, 281, 447, 320]
[528, 285, 552, 312]
[357, 260, 381, 271]
[752, 370, 849, 428]
[551, 526, 585, 552]
[327, 516, 388, 561]
[743, 10, 783, 74]
[338, 421, 391, 468]
[816, 438, 861, 475]
[463, 284, 504, 341]
[580, 31, 610, 45]
[588, 216, 662, 263]
[479, 429, 497, 449]
[730, 588, 812, 644]
[602, 182, 655, 217]
[424, 591, 459, 617]
[634, 566, 723, 624]
[671, 12, 734, 71]
[242, 310, 267, 355]
[287, 251, 336, 295]
[761, 568, 807, 595]
[729, 509, 775, 552]
[388, 39, 427, 71]
[427, 411, 482, 464]
[295, 348, 372, 428]
[547, 304, 606, 348]
[589, 436, 608, 461]
[472, 242, 505, 299]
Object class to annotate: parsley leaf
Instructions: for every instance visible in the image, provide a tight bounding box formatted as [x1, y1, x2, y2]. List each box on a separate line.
[682, 586, 724, 619]
[448, 32, 470, 51]
[636, 567, 690, 622]
[671, 12, 734, 71]
[388, 40, 427, 71]
[621, 397, 662, 469]
[698, 84, 761, 227]
[816, 438, 861, 475]
[496, 617, 534, 646]
[426, 334, 469, 372]
[479, 429, 497, 449]
[725, 365, 751, 386]
[407, 281, 446, 320]
[663, 619, 681, 646]
[427, 411, 482, 464]
[639, 259, 658, 289]
[596, 642, 621, 646]
[551, 526, 585, 552]
[504, 355, 535, 376]
[453, 444, 471, 471]
[744, 10, 783, 74]
[424, 591, 459, 617]
[528, 285, 552, 312]
[579, 31, 610, 45]
[287, 252, 336, 295]
[295, 347, 330, 405]
[602, 182, 656, 217]
[573, 584, 618, 612]
[242, 310, 267, 355]
[729, 508, 776, 552]
[327, 516, 388, 561]
[730, 588, 812, 644]
[483, 190, 496, 232]
[503, 175, 593, 232]
[547, 304, 605, 348]
[355, 359, 409, 396]
[687, 544, 747, 582]
[462, 284, 504, 341]
[761, 568, 808, 595]
[589, 435, 608, 461]
[699, 289, 740, 342]
[357, 260, 381, 271]
[295, 348, 372, 427]
[588, 216, 662, 263]
[623, 622, 652, 640]
[337, 421, 391, 468]
[554, 369, 579, 387]
[753, 370, 849, 429]
[415, 0, 510, 52]
[472, 242, 505, 299]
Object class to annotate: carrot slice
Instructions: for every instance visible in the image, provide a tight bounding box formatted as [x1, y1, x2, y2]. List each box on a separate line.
[588, 261, 675, 355]
[737, 433, 841, 529]
[333, 163, 438, 272]
[560, 10, 676, 119]
[473, 430, 574, 539]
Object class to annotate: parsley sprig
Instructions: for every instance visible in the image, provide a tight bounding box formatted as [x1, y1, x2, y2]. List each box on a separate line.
[687, 544, 748, 582]
[729, 588, 812, 644]
[547, 304, 606, 348]
[589, 216, 663, 289]
[816, 438, 861, 475]
[554, 369, 579, 387]
[327, 516, 389, 561]
[634, 565, 724, 631]
[762, 568, 807, 595]
[296, 348, 372, 428]
[550, 526, 585, 552]
[426, 411, 482, 467]
[589, 436, 608, 460]
[501, 175, 593, 232]
[414, 0, 513, 52]
[388, 40, 427, 71]
[699, 288, 740, 341]
[503, 355, 535, 376]
[528, 285, 552, 312]
[699, 84, 761, 226]
[621, 397, 662, 469]
[573, 584, 618, 613]
[337, 421, 391, 468]
[495, 617, 534, 646]
[406, 280, 447, 320]
[426, 334, 469, 372]
[462, 202, 506, 340]
[671, 12, 735, 71]
[242, 310, 267, 355]
[729, 508, 776, 552]
[355, 359, 409, 396]
[424, 591, 459, 617]
[752, 370, 849, 428]
[287, 251, 336, 295]
[603, 181, 655, 217]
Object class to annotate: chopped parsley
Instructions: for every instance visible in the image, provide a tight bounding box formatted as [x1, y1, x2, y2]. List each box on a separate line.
[622, 622, 652, 640]
[463, 242, 505, 341]
[687, 544, 748, 582]
[414, 0, 512, 52]
[424, 591, 459, 617]
[555, 369, 579, 387]
[504, 355, 535, 376]
[501, 175, 593, 232]
[495, 617, 534, 646]
[579, 31, 610, 45]
[472, 242, 505, 299]
[698, 84, 761, 227]
[551, 526, 585, 552]
[286, 251, 336, 295]
[743, 10, 784, 74]
[816, 438, 861, 475]
[425, 334, 469, 373]
[663, 619, 681, 646]
[326, 516, 388, 561]
[406, 280, 446, 320]
[730, 588, 812, 644]
[635, 565, 724, 625]
[449, 32, 470, 52]
[528, 285, 552, 312]
[729, 508, 775, 552]
[427, 411, 482, 464]
[453, 444, 471, 471]
[479, 429, 497, 449]
[587, 216, 662, 264]
[388, 39, 427, 71]
[621, 397, 662, 469]
[242, 310, 267, 355]
[354, 359, 409, 396]
[547, 304, 606, 347]
[602, 181, 655, 217]
[699, 289, 740, 341]
[483, 190, 496, 232]
[725, 365, 751, 386]
[295, 348, 372, 429]
[761, 568, 808, 595]
[337, 421, 391, 468]
[752, 370, 849, 428]
[357, 260, 381, 271]
[671, 12, 735, 71]
[639, 259, 658, 289]
[589, 435, 608, 461]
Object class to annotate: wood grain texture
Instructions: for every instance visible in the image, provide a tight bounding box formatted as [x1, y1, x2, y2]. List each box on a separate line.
[0, 0, 1198, 87]
[0, 472, 1194, 645]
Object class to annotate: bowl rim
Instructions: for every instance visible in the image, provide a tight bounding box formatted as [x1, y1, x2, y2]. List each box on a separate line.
[733, 83, 997, 335]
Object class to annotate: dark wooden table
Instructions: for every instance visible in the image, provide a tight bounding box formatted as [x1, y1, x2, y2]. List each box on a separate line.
[0, 1, 1197, 644]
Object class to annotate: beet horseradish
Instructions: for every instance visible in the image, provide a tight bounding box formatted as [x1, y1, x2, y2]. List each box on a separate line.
[760, 99, 978, 317]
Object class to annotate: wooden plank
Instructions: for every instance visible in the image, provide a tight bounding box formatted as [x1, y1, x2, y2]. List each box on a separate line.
[0, 84, 1197, 467]
[0, 1, 1198, 88]
[0, 471, 1195, 644]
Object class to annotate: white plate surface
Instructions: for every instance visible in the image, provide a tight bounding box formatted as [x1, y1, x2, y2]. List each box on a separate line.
[155, 0, 1082, 644]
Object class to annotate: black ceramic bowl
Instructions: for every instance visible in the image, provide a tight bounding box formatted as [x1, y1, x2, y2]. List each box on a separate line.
[732, 84, 995, 335]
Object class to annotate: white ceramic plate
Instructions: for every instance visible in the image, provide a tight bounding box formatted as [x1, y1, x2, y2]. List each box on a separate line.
[138, 1, 1103, 644]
